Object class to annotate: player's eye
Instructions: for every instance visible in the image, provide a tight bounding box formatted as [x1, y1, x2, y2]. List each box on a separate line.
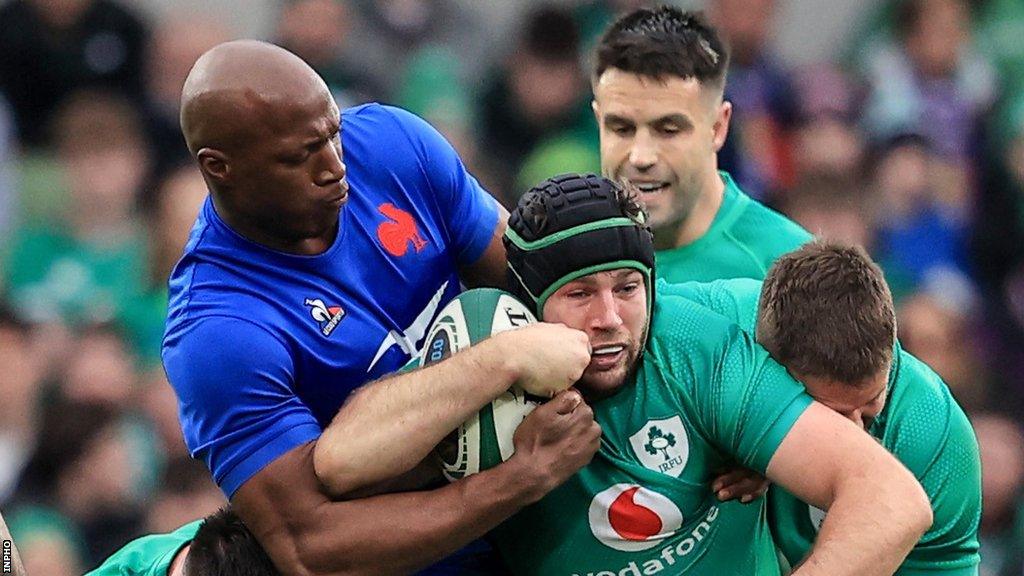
[617, 282, 640, 295]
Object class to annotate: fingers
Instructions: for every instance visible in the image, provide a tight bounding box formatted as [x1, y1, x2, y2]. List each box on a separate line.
[552, 389, 583, 415]
[712, 470, 770, 503]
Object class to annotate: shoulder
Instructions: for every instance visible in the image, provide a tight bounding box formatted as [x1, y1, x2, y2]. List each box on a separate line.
[731, 194, 811, 254]
[341, 103, 436, 144]
[647, 294, 740, 365]
[884, 350, 977, 477]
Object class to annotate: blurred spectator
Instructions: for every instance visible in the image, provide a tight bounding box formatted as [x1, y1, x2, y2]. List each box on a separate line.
[277, 0, 381, 108]
[344, 0, 489, 98]
[141, 15, 231, 184]
[478, 4, 594, 200]
[14, 399, 145, 566]
[869, 134, 972, 297]
[974, 96, 1024, 300]
[396, 47, 488, 188]
[6, 506, 85, 576]
[858, 0, 996, 167]
[973, 414, 1024, 576]
[898, 289, 990, 413]
[709, 0, 800, 200]
[0, 96, 16, 241]
[3, 90, 153, 342]
[145, 456, 225, 535]
[574, 0, 653, 54]
[0, 0, 149, 148]
[512, 135, 601, 208]
[788, 65, 865, 183]
[128, 164, 208, 363]
[144, 165, 207, 290]
[59, 322, 138, 409]
[780, 174, 873, 249]
[138, 369, 188, 459]
[0, 305, 43, 503]
[976, 0, 1024, 133]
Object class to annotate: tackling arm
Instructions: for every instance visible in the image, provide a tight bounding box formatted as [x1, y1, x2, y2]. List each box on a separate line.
[237, 392, 600, 576]
[313, 322, 590, 497]
[767, 402, 933, 576]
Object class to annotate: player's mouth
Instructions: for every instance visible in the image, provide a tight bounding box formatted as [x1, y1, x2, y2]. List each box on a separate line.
[327, 179, 350, 206]
[591, 344, 626, 369]
[630, 180, 670, 195]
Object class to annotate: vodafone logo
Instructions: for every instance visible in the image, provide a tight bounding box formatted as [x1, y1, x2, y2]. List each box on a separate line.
[588, 484, 683, 552]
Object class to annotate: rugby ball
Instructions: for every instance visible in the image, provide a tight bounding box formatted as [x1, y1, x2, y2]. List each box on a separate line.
[420, 288, 540, 481]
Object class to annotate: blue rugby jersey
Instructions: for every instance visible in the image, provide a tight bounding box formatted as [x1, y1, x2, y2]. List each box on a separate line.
[162, 103, 498, 498]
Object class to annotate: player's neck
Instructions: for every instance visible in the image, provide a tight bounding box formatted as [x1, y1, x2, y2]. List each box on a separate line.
[672, 171, 725, 248]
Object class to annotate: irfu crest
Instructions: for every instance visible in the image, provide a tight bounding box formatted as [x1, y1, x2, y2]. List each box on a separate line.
[629, 416, 689, 478]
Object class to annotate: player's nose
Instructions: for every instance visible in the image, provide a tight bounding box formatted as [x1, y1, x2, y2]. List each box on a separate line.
[589, 290, 623, 330]
[628, 133, 657, 171]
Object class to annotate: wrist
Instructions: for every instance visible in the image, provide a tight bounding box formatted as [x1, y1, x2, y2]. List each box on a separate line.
[495, 453, 550, 505]
[480, 331, 521, 384]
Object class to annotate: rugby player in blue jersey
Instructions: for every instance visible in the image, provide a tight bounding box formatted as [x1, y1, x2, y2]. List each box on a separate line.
[163, 40, 600, 575]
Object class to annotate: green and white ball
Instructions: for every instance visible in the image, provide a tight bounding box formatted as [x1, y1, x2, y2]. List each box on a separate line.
[420, 288, 540, 481]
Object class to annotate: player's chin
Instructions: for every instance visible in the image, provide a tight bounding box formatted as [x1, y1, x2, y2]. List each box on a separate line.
[579, 360, 634, 400]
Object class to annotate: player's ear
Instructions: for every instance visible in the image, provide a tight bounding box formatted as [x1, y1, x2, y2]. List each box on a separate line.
[198, 148, 231, 184]
[592, 99, 601, 123]
[712, 101, 732, 153]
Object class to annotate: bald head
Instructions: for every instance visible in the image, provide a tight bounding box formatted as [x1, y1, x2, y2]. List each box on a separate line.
[180, 40, 332, 156]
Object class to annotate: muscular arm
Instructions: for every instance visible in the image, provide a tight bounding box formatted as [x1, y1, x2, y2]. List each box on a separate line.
[314, 333, 516, 496]
[314, 322, 588, 497]
[0, 509, 26, 576]
[767, 403, 933, 576]
[237, 392, 599, 576]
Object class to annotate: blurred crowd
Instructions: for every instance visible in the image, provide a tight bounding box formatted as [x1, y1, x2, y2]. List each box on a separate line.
[0, 0, 1021, 574]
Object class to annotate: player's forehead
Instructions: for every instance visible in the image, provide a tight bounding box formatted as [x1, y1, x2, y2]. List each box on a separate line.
[594, 68, 706, 117]
[262, 91, 339, 146]
[561, 269, 644, 290]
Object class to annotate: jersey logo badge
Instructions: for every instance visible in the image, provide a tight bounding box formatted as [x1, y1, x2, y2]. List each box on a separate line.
[376, 203, 428, 257]
[305, 298, 346, 337]
[588, 484, 683, 551]
[629, 416, 689, 478]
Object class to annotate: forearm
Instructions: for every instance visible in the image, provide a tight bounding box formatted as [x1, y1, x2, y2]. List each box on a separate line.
[0, 510, 26, 576]
[238, 446, 542, 576]
[793, 458, 932, 576]
[314, 336, 517, 496]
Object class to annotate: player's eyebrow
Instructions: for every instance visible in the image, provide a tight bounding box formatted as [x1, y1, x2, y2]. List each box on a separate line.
[651, 113, 693, 130]
[603, 113, 635, 127]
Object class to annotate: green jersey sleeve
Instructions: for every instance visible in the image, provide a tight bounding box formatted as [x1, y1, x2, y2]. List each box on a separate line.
[649, 293, 813, 474]
[85, 520, 200, 576]
[887, 353, 982, 575]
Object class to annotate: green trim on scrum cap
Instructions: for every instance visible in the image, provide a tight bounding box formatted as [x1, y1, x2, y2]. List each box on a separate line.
[504, 217, 637, 251]
[535, 259, 653, 321]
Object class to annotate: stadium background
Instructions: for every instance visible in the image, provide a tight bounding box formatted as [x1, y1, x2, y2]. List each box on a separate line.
[0, 0, 1021, 574]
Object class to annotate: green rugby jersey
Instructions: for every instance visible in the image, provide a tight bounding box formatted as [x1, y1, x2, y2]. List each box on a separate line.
[85, 520, 200, 576]
[655, 172, 811, 283]
[661, 278, 983, 575]
[491, 289, 814, 576]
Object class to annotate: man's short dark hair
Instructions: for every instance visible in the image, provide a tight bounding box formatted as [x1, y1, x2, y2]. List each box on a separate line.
[184, 507, 279, 576]
[595, 6, 729, 91]
[757, 241, 896, 386]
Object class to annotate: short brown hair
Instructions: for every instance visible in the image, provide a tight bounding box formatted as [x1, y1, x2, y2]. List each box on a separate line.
[757, 241, 895, 385]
